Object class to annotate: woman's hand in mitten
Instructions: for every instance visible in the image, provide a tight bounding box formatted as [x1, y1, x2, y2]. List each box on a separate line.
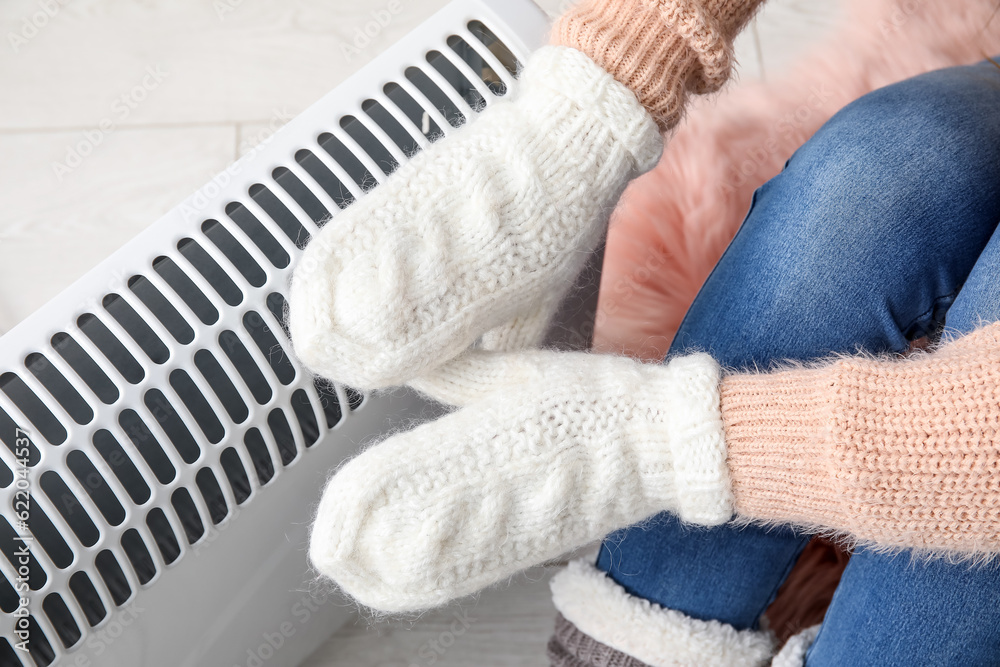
[288, 0, 768, 390]
[308, 349, 732, 612]
[288, 46, 661, 390]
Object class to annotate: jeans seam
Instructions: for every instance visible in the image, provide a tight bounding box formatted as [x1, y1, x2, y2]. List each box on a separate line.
[897, 287, 961, 341]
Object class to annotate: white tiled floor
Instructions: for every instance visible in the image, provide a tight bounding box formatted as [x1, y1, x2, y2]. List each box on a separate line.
[0, 1, 840, 664]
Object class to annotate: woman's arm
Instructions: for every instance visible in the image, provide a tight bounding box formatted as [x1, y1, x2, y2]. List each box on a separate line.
[554, 0, 766, 131]
[288, 0, 767, 391]
[724, 321, 1000, 555]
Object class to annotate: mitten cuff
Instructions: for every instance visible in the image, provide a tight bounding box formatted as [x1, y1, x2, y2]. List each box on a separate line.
[522, 46, 663, 172]
[550, 560, 776, 667]
[635, 353, 733, 525]
[553, 0, 764, 130]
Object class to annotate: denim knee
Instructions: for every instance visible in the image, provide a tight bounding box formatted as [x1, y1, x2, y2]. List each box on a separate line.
[673, 59, 1000, 367]
[796, 57, 1000, 210]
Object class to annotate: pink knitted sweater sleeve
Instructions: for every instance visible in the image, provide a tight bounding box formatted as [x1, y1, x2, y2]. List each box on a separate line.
[553, 0, 766, 131]
[722, 322, 1000, 556]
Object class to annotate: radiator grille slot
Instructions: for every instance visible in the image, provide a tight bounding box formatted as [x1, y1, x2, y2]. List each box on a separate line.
[266, 292, 290, 339]
[40, 471, 100, 548]
[169, 369, 225, 444]
[0, 576, 16, 613]
[193, 350, 248, 425]
[27, 499, 72, 570]
[26, 616, 55, 666]
[314, 380, 342, 428]
[153, 255, 221, 325]
[448, 34, 506, 96]
[291, 389, 320, 447]
[77, 314, 145, 386]
[67, 450, 126, 526]
[272, 166, 331, 225]
[145, 507, 180, 564]
[0, 373, 66, 446]
[176, 238, 244, 308]
[267, 409, 297, 466]
[225, 202, 291, 269]
[95, 549, 131, 606]
[24, 353, 93, 426]
[317, 133, 376, 193]
[346, 387, 365, 411]
[68, 570, 106, 627]
[468, 20, 520, 76]
[43, 593, 81, 649]
[0, 461, 9, 489]
[362, 98, 421, 157]
[93, 429, 150, 505]
[243, 311, 295, 386]
[144, 389, 201, 464]
[218, 330, 272, 405]
[103, 294, 170, 365]
[201, 220, 267, 288]
[340, 115, 399, 175]
[383, 82, 443, 142]
[427, 49, 486, 109]
[249, 184, 311, 249]
[220, 447, 252, 505]
[120, 409, 176, 486]
[195, 467, 228, 525]
[405, 66, 465, 128]
[0, 410, 39, 466]
[170, 487, 204, 545]
[51, 332, 119, 406]
[293, 150, 354, 210]
[120, 528, 156, 585]
[0, 515, 46, 588]
[0, 638, 22, 667]
[243, 428, 274, 486]
[128, 275, 196, 345]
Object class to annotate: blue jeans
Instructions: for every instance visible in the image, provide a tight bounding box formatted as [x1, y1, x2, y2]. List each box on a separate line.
[597, 59, 1000, 664]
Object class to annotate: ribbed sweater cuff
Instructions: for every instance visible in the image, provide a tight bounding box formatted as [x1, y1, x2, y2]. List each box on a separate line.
[552, 0, 764, 130]
[720, 325, 1000, 556]
[720, 369, 845, 530]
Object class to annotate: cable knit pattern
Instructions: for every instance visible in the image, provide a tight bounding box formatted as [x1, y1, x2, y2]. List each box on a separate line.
[723, 321, 1000, 556]
[550, 560, 776, 666]
[289, 45, 661, 390]
[553, 0, 764, 130]
[309, 350, 729, 612]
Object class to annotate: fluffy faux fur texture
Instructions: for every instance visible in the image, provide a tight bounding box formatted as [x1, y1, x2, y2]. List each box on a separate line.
[551, 559, 777, 666]
[770, 625, 822, 667]
[594, 0, 1000, 360]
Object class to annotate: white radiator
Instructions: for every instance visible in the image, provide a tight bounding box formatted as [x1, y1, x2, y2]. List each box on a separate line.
[0, 2, 558, 664]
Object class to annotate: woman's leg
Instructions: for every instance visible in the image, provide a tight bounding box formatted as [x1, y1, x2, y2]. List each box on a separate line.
[803, 224, 1000, 665]
[597, 58, 1000, 632]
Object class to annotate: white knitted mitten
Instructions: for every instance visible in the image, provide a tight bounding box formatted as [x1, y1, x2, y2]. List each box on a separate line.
[288, 45, 662, 390]
[309, 350, 733, 612]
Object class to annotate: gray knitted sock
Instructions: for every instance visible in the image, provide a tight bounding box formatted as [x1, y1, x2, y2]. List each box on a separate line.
[548, 614, 651, 667]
